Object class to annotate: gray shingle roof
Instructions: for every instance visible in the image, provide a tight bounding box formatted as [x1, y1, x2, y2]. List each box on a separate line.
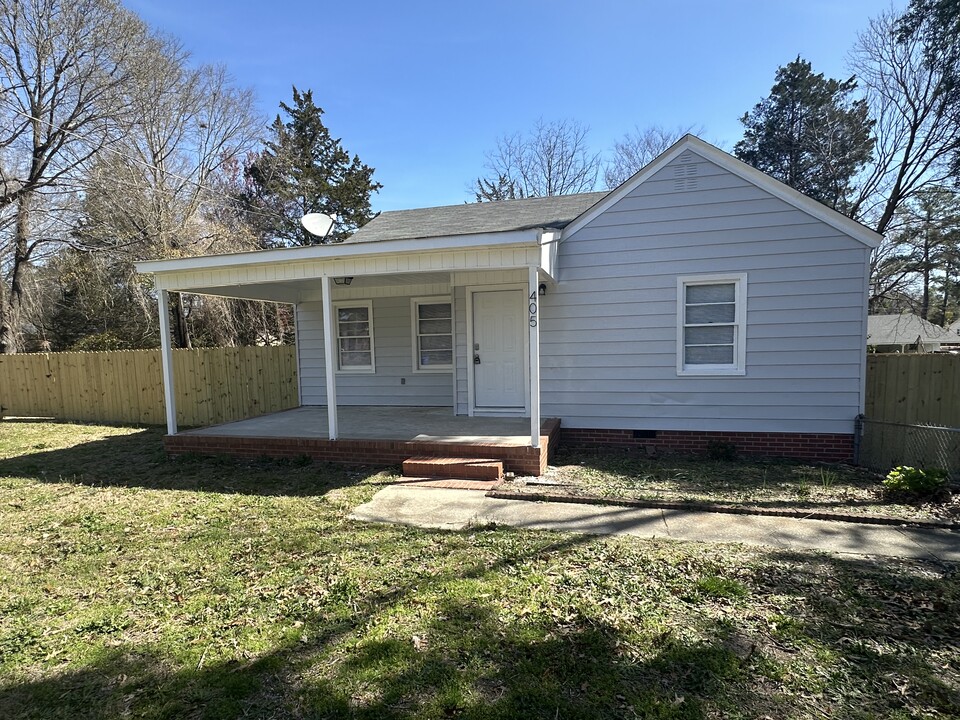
[345, 192, 609, 244]
[867, 314, 952, 346]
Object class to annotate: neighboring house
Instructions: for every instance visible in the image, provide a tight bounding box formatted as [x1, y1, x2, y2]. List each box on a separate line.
[135, 135, 881, 471]
[867, 314, 952, 353]
[948, 319, 960, 347]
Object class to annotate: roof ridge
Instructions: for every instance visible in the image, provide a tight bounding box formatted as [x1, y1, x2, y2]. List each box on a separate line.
[374, 190, 610, 216]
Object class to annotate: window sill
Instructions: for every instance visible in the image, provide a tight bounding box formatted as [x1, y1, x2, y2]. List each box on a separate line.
[677, 368, 746, 377]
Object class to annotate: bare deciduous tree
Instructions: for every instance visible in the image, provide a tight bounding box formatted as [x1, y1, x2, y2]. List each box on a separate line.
[848, 9, 960, 234]
[474, 118, 601, 200]
[604, 124, 704, 188]
[78, 34, 262, 347]
[0, 0, 146, 352]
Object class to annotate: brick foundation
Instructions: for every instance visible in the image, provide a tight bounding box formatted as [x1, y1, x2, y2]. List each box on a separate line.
[165, 417, 562, 476]
[560, 427, 854, 463]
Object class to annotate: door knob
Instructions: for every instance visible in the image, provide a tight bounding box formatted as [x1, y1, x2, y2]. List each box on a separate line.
[474, 355, 481, 365]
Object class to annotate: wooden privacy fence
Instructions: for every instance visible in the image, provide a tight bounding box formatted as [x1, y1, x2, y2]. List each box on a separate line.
[0, 346, 298, 427]
[865, 353, 960, 427]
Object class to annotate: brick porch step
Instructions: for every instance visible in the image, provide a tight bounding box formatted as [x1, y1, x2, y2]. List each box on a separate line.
[402, 456, 504, 481]
[398, 477, 501, 490]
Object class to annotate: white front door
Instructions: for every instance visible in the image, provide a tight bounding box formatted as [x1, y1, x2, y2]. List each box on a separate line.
[472, 289, 526, 411]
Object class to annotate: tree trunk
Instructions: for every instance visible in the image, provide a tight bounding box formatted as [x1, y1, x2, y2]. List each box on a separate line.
[920, 231, 932, 320]
[170, 292, 191, 349]
[0, 195, 32, 354]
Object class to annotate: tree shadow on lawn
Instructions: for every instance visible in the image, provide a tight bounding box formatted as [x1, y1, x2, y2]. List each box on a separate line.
[0, 426, 393, 497]
[0, 618, 777, 720]
[2, 530, 957, 719]
[0, 531, 785, 720]
[742, 550, 960, 714]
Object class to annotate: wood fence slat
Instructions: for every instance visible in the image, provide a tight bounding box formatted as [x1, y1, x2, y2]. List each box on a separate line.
[16, 347, 956, 431]
[865, 354, 960, 428]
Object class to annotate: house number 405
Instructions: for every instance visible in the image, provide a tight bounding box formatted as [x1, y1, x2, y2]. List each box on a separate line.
[529, 291, 538, 327]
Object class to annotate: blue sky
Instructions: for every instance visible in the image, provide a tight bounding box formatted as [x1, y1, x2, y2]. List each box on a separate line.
[125, 0, 897, 212]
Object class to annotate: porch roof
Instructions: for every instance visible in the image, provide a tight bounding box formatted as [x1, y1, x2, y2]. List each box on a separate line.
[133, 227, 556, 302]
[345, 192, 607, 243]
[132, 192, 606, 297]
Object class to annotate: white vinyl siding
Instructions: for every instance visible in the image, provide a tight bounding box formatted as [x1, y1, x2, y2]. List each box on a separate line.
[411, 298, 453, 371]
[335, 302, 374, 372]
[542, 149, 870, 434]
[677, 274, 746, 375]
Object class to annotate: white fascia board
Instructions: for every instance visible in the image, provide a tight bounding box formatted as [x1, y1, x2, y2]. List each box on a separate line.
[134, 228, 544, 276]
[561, 135, 883, 249]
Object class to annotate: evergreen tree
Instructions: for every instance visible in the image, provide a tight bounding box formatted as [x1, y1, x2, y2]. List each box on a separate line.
[473, 174, 521, 202]
[898, 188, 960, 322]
[897, 0, 960, 88]
[734, 57, 874, 212]
[244, 88, 382, 245]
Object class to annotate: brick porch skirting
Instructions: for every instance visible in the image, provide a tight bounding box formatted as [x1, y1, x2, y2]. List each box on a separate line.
[164, 418, 562, 477]
[560, 427, 854, 463]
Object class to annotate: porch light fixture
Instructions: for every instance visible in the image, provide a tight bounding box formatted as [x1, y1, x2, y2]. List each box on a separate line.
[538, 283, 547, 296]
[333, 277, 354, 286]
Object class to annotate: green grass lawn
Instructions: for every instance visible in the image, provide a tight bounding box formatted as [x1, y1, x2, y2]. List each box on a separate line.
[1, 421, 958, 719]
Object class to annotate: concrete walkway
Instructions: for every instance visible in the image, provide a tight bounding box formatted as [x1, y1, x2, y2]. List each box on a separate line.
[350, 486, 960, 562]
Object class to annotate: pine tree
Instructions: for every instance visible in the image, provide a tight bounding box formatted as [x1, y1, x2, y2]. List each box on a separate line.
[244, 88, 382, 245]
[734, 57, 874, 212]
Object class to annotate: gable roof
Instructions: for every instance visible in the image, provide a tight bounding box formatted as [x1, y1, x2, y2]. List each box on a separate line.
[867, 314, 952, 346]
[346, 192, 608, 244]
[561, 135, 884, 249]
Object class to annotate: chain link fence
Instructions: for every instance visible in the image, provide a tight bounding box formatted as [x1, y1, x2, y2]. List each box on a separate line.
[856, 416, 960, 478]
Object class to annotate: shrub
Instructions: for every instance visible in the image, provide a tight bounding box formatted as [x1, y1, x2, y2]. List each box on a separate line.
[706, 440, 738, 462]
[70, 332, 129, 352]
[883, 466, 947, 495]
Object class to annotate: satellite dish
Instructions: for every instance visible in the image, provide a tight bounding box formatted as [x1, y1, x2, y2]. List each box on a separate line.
[300, 213, 336, 239]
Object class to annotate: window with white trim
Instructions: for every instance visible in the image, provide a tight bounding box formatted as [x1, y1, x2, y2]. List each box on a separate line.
[335, 302, 374, 372]
[412, 298, 453, 371]
[677, 274, 746, 375]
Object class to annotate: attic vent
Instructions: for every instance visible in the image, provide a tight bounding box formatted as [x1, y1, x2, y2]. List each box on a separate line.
[672, 160, 699, 191]
[677, 150, 696, 163]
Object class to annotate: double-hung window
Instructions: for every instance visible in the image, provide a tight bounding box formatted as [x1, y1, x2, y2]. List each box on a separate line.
[677, 274, 746, 375]
[335, 302, 374, 372]
[412, 298, 453, 371]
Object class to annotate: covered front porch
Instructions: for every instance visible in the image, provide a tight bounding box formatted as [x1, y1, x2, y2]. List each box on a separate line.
[167, 406, 561, 476]
[134, 220, 568, 476]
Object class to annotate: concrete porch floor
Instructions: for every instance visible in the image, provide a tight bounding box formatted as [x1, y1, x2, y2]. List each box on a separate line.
[180, 406, 537, 446]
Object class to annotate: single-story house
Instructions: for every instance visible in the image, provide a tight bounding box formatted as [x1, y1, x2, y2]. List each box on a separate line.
[867, 313, 952, 353]
[135, 135, 881, 475]
[948, 319, 960, 346]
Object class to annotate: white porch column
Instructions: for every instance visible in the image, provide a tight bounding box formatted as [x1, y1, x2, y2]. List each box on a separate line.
[528, 266, 541, 449]
[157, 288, 178, 435]
[320, 275, 339, 440]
